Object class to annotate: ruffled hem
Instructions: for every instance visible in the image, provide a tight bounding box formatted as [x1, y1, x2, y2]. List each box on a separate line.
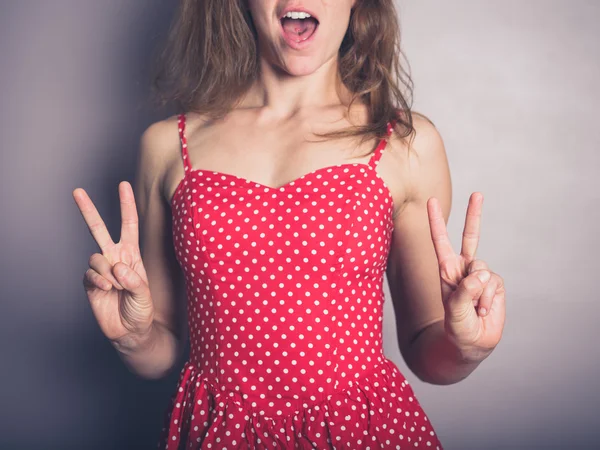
[157, 358, 443, 449]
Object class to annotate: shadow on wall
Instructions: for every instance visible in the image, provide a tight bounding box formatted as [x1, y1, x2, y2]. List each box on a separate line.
[48, 330, 189, 450]
[72, 2, 184, 449]
[0, 2, 189, 450]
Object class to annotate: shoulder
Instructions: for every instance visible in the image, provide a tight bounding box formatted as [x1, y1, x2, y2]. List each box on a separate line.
[387, 111, 452, 217]
[134, 115, 184, 207]
[139, 114, 181, 160]
[406, 112, 445, 159]
[388, 111, 446, 170]
[136, 115, 182, 185]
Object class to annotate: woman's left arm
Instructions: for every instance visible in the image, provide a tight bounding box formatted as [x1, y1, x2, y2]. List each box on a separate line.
[386, 115, 506, 385]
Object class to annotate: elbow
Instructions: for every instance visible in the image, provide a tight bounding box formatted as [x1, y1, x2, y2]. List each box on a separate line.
[404, 351, 438, 385]
[405, 353, 461, 386]
[127, 352, 181, 380]
[401, 320, 470, 385]
[135, 365, 178, 381]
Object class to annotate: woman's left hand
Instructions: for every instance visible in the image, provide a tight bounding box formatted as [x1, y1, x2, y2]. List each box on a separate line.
[427, 192, 506, 363]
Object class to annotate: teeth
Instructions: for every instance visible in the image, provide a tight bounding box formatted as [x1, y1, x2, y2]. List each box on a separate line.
[282, 11, 312, 19]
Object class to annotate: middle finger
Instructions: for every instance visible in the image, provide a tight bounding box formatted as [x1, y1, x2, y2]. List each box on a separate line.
[119, 181, 139, 246]
[427, 197, 456, 266]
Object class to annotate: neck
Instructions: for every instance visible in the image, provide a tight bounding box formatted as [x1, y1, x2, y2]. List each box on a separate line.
[239, 55, 353, 119]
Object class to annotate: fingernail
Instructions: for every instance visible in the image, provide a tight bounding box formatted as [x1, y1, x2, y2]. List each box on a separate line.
[477, 271, 490, 283]
[479, 307, 487, 316]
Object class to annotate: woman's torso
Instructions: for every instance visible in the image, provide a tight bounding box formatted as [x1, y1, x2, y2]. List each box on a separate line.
[156, 106, 445, 449]
[166, 106, 413, 418]
[163, 106, 411, 215]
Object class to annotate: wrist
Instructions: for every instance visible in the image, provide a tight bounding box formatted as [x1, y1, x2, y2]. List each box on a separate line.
[444, 326, 494, 365]
[455, 344, 493, 366]
[111, 321, 156, 355]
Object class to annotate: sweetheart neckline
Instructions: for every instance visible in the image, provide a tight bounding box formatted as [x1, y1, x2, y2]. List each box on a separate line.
[169, 161, 395, 214]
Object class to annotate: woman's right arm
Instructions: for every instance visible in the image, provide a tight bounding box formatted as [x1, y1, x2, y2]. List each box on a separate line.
[117, 120, 189, 379]
[74, 118, 188, 380]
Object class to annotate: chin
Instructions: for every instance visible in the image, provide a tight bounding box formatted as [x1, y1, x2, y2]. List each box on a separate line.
[278, 57, 324, 77]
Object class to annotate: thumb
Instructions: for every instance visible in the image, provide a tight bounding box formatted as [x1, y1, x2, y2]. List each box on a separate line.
[446, 270, 489, 322]
[112, 262, 149, 301]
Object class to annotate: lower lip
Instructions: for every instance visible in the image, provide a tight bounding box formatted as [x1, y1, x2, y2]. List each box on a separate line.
[280, 20, 319, 50]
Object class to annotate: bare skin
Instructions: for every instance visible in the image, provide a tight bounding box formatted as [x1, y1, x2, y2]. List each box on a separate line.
[73, 110, 507, 384]
[163, 106, 410, 208]
[72, 0, 505, 382]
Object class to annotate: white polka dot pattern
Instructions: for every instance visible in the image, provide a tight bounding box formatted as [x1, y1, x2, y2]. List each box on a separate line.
[157, 114, 444, 449]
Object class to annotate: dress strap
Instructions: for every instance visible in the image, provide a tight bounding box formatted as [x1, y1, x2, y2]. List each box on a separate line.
[367, 121, 396, 169]
[177, 113, 191, 173]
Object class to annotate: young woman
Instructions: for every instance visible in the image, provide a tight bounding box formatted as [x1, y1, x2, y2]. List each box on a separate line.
[73, 0, 506, 448]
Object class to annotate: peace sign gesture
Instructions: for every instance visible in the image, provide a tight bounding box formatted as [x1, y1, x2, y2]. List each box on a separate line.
[427, 192, 506, 363]
[73, 181, 154, 346]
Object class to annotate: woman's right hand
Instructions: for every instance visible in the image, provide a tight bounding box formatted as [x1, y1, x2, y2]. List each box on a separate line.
[73, 181, 154, 348]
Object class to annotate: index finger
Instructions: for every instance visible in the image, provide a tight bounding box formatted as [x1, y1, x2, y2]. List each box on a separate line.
[72, 188, 115, 252]
[460, 192, 483, 261]
[427, 196, 455, 265]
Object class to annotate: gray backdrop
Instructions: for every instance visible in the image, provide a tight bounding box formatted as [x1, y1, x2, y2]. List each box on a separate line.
[1, 1, 598, 449]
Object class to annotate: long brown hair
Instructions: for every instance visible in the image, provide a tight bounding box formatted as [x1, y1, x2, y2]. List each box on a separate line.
[150, 0, 416, 149]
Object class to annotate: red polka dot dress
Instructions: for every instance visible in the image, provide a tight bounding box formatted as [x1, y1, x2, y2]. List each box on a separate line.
[158, 113, 444, 449]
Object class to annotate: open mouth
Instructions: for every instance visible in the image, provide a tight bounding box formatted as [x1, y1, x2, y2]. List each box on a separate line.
[280, 12, 320, 44]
